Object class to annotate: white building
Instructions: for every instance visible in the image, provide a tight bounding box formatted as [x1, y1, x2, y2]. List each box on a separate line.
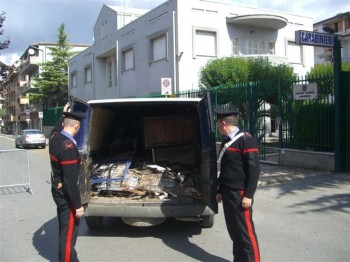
[313, 11, 350, 64]
[69, 0, 314, 101]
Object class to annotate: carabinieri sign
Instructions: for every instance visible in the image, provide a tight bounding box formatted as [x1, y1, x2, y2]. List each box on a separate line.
[295, 30, 334, 47]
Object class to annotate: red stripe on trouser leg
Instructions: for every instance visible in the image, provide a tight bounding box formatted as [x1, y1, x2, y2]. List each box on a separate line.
[65, 208, 75, 262]
[240, 190, 260, 262]
[243, 208, 260, 262]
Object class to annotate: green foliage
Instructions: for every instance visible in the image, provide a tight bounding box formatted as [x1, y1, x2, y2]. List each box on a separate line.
[291, 103, 334, 152]
[0, 11, 11, 80]
[29, 93, 44, 105]
[34, 23, 75, 107]
[0, 108, 4, 118]
[199, 57, 249, 88]
[199, 57, 296, 89]
[342, 62, 350, 71]
[199, 57, 297, 135]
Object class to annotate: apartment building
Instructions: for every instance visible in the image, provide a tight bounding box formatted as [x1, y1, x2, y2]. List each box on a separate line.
[314, 11, 350, 64]
[69, 0, 314, 101]
[1, 42, 89, 134]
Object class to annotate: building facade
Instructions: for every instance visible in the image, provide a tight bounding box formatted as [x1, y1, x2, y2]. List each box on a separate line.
[69, 0, 315, 101]
[313, 11, 350, 64]
[1, 42, 89, 134]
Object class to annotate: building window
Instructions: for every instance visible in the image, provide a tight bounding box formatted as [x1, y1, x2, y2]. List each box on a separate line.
[101, 20, 107, 39]
[232, 37, 239, 55]
[108, 62, 112, 88]
[114, 57, 118, 87]
[243, 39, 264, 55]
[122, 47, 134, 71]
[194, 29, 217, 57]
[151, 34, 167, 62]
[287, 40, 303, 64]
[71, 72, 77, 88]
[269, 42, 276, 55]
[84, 65, 92, 84]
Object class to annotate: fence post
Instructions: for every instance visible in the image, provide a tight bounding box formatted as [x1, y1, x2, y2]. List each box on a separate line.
[333, 35, 345, 172]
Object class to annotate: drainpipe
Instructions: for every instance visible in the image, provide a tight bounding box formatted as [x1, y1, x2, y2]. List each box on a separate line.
[116, 36, 120, 98]
[172, 11, 177, 95]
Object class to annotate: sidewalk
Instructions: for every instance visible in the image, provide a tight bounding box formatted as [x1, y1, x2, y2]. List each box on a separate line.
[259, 162, 333, 187]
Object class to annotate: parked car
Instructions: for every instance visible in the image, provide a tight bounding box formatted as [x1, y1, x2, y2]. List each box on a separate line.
[15, 129, 46, 149]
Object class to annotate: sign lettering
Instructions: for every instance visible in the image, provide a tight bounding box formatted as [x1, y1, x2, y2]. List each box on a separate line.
[295, 30, 334, 47]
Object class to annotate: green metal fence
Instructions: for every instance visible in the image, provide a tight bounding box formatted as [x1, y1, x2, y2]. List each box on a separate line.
[279, 75, 335, 152]
[43, 107, 63, 126]
[43, 74, 339, 163]
[176, 76, 336, 159]
[343, 72, 350, 170]
[176, 79, 282, 160]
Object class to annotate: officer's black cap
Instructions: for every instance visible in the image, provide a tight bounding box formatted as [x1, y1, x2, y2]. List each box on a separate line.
[63, 111, 86, 121]
[213, 108, 239, 119]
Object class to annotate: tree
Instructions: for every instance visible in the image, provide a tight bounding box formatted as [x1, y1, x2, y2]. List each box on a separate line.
[199, 57, 297, 137]
[0, 11, 11, 80]
[199, 57, 296, 89]
[306, 62, 350, 99]
[33, 23, 76, 108]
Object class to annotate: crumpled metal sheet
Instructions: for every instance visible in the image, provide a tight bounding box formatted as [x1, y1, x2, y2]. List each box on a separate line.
[90, 162, 201, 199]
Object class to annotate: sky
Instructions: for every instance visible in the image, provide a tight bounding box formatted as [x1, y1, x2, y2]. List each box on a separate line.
[1, 0, 349, 65]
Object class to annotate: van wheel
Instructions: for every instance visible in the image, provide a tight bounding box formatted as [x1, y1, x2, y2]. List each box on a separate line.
[200, 215, 214, 228]
[85, 216, 104, 230]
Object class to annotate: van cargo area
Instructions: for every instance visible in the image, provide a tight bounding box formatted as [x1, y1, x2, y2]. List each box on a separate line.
[78, 99, 217, 228]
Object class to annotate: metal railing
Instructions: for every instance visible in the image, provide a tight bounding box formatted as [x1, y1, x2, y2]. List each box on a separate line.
[0, 149, 33, 194]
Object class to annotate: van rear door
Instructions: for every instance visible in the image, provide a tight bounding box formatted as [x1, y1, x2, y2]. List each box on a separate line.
[198, 93, 218, 213]
[70, 97, 90, 204]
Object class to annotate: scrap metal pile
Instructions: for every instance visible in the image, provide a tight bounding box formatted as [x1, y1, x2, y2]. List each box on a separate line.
[90, 161, 201, 200]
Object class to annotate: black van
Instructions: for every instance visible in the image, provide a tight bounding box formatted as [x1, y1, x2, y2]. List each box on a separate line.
[71, 94, 218, 229]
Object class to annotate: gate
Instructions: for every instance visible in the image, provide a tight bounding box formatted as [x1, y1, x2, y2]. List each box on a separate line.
[178, 80, 280, 160]
[0, 149, 33, 194]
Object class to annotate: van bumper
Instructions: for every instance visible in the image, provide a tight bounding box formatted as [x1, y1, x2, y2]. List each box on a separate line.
[85, 201, 215, 218]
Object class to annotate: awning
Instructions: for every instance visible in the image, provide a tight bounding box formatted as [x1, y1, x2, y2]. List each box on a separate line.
[226, 14, 288, 30]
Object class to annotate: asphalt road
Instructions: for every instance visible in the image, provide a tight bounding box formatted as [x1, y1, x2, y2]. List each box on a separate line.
[0, 135, 349, 262]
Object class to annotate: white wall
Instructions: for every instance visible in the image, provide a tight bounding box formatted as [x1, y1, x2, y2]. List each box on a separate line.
[69, 0, 315, 101]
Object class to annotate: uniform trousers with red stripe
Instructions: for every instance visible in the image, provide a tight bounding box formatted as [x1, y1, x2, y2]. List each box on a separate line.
[52, 187, 80, 262]
[221, 186, 260, 262]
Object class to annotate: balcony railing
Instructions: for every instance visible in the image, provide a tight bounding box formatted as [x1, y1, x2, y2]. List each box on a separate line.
[19, 56, 42, 75]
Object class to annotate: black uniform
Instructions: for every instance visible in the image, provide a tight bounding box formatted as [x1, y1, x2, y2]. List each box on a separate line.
[50, 132, 82, 262]
[218, 130, 260, 262]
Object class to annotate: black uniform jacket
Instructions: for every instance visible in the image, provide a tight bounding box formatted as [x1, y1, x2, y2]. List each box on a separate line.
[49, 132, 82, 209]
[218, 131, 260, 198]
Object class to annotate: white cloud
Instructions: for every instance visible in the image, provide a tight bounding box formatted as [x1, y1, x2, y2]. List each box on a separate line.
[0, 53, 20, 65]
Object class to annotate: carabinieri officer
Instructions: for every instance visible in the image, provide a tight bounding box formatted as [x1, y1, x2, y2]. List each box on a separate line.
[49, 111, 86, 262]
[214, 108, 260, 262]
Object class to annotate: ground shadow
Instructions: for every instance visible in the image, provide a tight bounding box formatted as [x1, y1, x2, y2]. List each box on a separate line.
[32, 217, 59, 262]
[83, 217, 229, 262]
[271, 172, 350, 213]
[33, 216, 229, 262]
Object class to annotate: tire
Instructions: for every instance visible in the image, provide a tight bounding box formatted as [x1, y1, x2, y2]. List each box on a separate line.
[85, 216, 104, 230]
[199, 215, 214, 228]
[15, 142, 19, 148]
[20, 141, 25, 149]
[42, 144, 46, 149]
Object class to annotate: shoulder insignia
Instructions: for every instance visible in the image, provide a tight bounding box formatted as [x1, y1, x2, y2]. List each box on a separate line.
[63, 140, 74, 150]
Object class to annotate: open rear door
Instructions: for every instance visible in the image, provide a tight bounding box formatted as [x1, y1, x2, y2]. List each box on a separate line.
[70, 97, 90, 205]
[198, 93, 218, 213]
